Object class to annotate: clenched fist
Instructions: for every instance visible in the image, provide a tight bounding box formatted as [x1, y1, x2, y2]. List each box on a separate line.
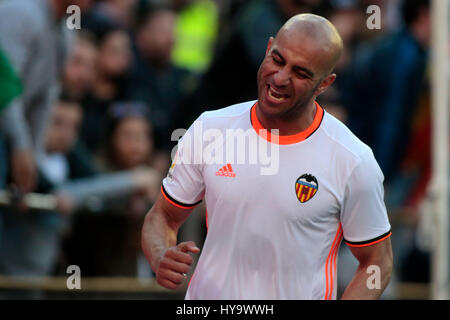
[155, 241, 200, 290]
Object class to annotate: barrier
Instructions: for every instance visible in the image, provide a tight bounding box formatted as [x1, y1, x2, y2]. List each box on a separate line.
[0, 275, 431, 299]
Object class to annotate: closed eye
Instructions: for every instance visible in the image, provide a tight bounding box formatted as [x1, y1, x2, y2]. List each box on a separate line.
[270, 49, 314, 79]
[271, 49, 285, 65]
[272, 55, 283, 65]
[294, 66, 314, 79]
[295, 71, 308, 79]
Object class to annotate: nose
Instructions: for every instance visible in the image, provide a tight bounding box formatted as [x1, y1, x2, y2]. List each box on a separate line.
[272, 67, 290, 87]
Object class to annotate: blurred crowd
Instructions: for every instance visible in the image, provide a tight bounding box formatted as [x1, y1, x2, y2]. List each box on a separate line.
[0, 0, 434, 297]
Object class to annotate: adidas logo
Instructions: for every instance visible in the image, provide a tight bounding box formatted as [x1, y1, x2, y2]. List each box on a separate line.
[216, 163, 236, 178]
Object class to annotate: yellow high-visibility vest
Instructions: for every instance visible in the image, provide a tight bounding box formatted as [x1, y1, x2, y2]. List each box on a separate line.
[172, 0, 219, 73]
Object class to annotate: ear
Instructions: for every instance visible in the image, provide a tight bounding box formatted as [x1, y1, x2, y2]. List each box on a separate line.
[314, 73, 336, 96]
[266, 37, 274, 55]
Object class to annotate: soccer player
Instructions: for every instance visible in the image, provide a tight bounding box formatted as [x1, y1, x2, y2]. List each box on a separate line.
[141, 14, 393, 300]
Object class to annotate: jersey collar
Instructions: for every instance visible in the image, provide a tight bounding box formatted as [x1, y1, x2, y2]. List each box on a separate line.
[250, 101, 324, 145]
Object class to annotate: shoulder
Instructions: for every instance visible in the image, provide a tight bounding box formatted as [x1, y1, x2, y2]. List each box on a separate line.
[0, 0, 46, 34]
[194, 100, 255, 128]
[319, 110, 373, 164]
[0, 0, 43, 23]
[318, 113, 384, 192]
[319, 111, 384, 183]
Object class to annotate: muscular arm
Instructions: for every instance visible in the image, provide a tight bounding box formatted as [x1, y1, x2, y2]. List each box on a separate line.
[141, 192, 200, 289]
[341, 237, 393, 299]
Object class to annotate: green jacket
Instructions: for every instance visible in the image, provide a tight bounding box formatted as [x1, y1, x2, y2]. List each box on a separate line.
[0, 49, 21, 111]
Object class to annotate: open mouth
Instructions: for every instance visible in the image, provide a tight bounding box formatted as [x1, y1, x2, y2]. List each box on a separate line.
[267, 85, 290, 102]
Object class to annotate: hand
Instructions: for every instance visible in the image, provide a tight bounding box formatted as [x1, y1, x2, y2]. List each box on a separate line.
[11, 149, 36, 193]
[155, 241, 200, 290]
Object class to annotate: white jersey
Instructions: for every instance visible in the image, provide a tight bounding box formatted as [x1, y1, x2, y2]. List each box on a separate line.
[162, 100, 391, 300]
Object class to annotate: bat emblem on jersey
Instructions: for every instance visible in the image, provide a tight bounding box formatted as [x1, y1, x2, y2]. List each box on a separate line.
[295, 174, 318, 203]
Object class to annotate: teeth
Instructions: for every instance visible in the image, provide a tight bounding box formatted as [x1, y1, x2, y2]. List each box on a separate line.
[268, 86, 286, 101]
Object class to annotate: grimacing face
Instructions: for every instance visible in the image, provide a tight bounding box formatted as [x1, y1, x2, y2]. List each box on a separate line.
[256, 31, 335, 121]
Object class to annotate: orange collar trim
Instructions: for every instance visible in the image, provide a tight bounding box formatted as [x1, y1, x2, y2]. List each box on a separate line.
[250, 101, 324, 145]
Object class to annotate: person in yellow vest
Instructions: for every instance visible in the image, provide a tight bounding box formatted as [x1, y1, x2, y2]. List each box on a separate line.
[171, 0, 219, 73]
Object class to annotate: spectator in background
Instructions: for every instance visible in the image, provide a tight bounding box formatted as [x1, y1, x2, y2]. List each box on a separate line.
[0, 0, 92, 194]
[316, 0, 366, 123]
[0, 96, 96, 279]
[80, 25, 132, 154]
[344, 0, 430, 184]
[0, 50, 22, 113]
[62, 31, 99, 101]
[65, 102, 162, 277]
[0, 50, 22, 189]
[37, 98, 98, 194]
[98, 102, 164, 211]
[171, 0, 219, 73]
[100, 102, 159, 174]
[338, 0, 431, 289]
[84, 0, 139, 31]
[125, 4, 198, 151]
[0, 96, 162, 279]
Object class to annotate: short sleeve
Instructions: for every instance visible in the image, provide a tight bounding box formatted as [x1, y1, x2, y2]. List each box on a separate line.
[161, 115, 205, 209]
[340, 149, 392, 247]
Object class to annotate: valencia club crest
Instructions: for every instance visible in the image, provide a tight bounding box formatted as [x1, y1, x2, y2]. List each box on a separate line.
[295, 174, 318, 203]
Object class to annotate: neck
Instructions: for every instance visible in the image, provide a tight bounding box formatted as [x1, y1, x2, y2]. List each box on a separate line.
[256, 99, 317, 136]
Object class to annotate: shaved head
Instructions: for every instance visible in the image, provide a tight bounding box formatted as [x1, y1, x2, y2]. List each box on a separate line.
[256, 13, 343, 131]
[275, 14, 344, 75]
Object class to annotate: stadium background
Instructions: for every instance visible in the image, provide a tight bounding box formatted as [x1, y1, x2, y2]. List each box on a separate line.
[0, 0, 447, 299]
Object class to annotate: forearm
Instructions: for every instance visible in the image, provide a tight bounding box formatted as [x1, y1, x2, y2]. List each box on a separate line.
[341, 262, 392, 300]
[141, 208, 179, 272]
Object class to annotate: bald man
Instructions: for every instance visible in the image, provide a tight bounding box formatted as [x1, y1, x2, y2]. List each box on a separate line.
[142, 14, 393, 300]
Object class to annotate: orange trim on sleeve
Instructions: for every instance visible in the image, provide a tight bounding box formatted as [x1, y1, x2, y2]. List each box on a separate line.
[345, 232, 392, 248]
[251, 101, 324, 145]
[160, 186, 197, 210]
